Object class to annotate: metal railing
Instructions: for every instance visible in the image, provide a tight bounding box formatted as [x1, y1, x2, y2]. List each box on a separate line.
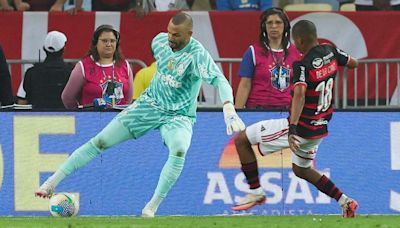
[6, 58, 400, 109]
[214, 58, 241, 86]
[6, 58, 147, 72]
[215, 58, 400, 109]
[342, 58, 400, 109]
[196, 58, 242, 107]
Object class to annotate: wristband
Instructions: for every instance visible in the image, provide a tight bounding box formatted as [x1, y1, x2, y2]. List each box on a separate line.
[288, 124, 297, 136]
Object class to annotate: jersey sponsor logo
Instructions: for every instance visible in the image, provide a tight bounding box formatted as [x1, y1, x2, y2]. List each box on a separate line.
[160, 73, 182, 88]
[312, 58, 323, 69]
[309, 60, 338, 81]
[299, 66, 306, 82]
[310, 118, 328, 126]
[270, 65, 290, 91]
[322, 52, 334, 64]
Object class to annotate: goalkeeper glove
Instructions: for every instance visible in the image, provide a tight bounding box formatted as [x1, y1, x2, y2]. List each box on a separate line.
[223, 102, 245, 135]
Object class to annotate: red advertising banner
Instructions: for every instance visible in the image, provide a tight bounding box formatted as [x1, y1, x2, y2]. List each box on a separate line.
[0, 11, 399, 101]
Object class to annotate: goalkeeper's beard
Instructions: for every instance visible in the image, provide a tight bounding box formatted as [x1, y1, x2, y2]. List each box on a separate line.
[169, 40, 184, 52]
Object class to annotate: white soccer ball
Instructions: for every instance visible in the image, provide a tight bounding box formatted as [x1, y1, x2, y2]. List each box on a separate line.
[49, 192, 79, 217]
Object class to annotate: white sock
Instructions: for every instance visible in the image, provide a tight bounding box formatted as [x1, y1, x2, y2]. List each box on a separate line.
[338, 193, 348, 206]
[46, 170, 67, 187]
[250, 187, 264, 195]
[145, 195, 164, 212]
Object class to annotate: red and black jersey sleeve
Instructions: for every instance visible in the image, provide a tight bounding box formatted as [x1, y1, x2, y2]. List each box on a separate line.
[332, 47, 350, 67]
[291, 61, 308, 87]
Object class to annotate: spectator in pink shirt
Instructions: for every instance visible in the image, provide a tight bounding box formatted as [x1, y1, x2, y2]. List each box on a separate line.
[235, 7, 301, 110]
[61, 24, 133, 109]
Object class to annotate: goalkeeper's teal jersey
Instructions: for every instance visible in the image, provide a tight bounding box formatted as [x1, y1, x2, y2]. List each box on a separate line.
[143, 33, 233, 118]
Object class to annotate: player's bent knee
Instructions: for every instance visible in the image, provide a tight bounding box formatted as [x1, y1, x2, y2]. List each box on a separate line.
[90, 136, 109, 151]
[169, 146, 188, 157]
[167, 140, 189, 157]
[174, 151, 185, 157]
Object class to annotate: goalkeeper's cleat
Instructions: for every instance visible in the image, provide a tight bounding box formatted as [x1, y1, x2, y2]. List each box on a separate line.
[141, 206, 156, 218]
[341, 198, 358, 218]
[34, 181, 55, 199]
[232, 193, 266, 211]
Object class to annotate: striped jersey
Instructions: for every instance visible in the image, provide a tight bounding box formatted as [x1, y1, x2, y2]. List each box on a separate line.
[291, 44, 350, 139]
[144, 32, 233, 118]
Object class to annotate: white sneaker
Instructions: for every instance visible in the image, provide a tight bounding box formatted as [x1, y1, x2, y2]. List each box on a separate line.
[341, 198, 359, 218]
[141, 206, 155, 218]
[34, 181, 55, 198]
[231, 192, 266, 211]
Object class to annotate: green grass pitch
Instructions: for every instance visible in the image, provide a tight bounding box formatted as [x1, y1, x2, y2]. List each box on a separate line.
[1, 215, 399, 228]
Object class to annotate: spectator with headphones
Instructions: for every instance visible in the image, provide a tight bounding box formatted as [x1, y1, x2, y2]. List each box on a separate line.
[235, 7, 301, 109]
[61, 24, 133, 109]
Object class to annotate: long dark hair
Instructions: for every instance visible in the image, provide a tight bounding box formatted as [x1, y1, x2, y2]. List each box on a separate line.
[85, 24, 125, 65]
[259, 7, 291, 60]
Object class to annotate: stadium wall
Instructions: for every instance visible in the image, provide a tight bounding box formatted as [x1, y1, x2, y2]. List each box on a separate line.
[1, 11, 400, 101]
[0, 111, 399, 216]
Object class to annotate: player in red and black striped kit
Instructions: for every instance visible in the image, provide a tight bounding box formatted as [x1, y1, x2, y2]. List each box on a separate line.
[233, 20, 359, 218]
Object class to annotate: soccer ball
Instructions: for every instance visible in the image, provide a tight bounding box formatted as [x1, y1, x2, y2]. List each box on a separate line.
[49, 192, 79, 217]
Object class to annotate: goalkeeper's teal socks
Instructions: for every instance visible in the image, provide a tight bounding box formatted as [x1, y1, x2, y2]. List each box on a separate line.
[60, 140, 101, 176]
[45, 140, 101, 187]
[146, 155, 185, 211]
[155, 154, 185, 197]
[46, 169, 66, 187]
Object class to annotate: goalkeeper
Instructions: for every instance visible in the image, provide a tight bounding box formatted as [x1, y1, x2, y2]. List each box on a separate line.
[35, 12, 245, 217]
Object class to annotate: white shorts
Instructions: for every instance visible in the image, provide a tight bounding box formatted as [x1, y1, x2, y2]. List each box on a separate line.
[245, 118, 323, 168]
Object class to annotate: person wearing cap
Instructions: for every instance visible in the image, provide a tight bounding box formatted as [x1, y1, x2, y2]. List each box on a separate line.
[61, 24, 133, 109]
[21, 31, 73, 109]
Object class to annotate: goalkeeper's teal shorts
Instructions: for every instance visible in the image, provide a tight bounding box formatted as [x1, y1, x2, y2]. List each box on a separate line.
[115, 95, 194, 146]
